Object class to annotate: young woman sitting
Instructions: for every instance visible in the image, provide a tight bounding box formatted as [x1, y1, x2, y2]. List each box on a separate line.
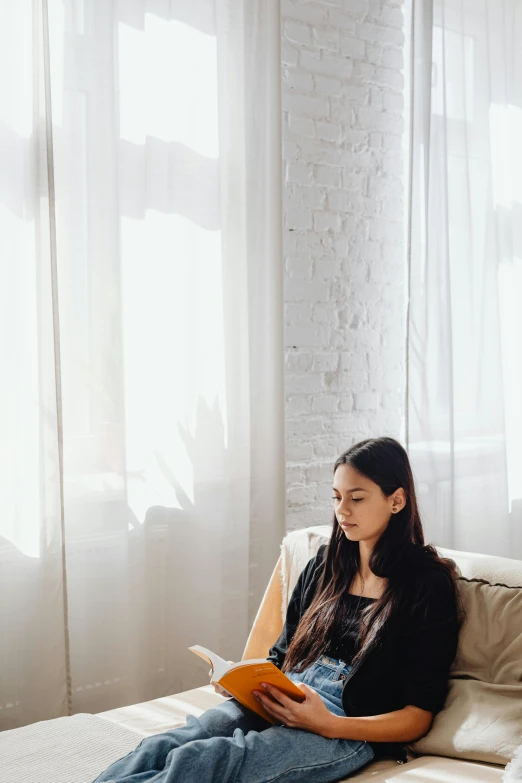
[93, 436, 464, 783]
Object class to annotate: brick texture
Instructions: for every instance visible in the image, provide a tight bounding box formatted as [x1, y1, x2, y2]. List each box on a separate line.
[282, 0, 406, 531]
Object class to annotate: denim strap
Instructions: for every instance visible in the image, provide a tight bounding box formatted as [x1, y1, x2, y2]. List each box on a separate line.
[333, 659, 346, 681]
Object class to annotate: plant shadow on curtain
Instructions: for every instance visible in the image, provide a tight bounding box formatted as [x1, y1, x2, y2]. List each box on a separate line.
[0, 0, 284, 730]
[406, 0, 522, 559]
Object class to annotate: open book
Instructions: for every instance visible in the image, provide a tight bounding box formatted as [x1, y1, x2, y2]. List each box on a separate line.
[188, 645, 306, 724]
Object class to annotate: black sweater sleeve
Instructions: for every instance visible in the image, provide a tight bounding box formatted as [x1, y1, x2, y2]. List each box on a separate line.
[398, 569, 460, 715]
[267, 547, 325, 670]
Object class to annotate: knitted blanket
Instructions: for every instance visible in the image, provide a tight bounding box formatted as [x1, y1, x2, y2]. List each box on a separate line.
[0, 713, 142, 783]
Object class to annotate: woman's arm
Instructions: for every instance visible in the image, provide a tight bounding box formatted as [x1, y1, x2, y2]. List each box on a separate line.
[254, 683, 433, 741]
[323, 705, 433, 743]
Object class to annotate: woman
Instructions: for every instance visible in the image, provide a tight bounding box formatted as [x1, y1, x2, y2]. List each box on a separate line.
[94, 436, 464, 783]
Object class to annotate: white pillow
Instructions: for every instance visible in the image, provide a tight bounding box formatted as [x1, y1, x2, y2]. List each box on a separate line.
[409, 577, 522, 765]
[503, 740, 522, 782]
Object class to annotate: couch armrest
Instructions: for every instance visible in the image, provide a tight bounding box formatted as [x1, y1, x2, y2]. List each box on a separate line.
[242, 553, 285, 660]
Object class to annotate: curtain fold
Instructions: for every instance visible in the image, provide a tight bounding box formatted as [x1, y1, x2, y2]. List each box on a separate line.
[406, 0, 522, 559]
[0, 0, 284, 730]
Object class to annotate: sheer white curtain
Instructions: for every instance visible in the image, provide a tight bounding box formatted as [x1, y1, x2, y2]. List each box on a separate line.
[0, 0, 284, 730]
[406, 0, 522, 558]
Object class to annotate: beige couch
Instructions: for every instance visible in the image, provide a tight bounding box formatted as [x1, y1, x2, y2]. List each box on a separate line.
[100, 524, 522, 782]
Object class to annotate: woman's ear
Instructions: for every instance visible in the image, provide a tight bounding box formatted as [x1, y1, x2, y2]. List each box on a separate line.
[391, 488, 406, 512]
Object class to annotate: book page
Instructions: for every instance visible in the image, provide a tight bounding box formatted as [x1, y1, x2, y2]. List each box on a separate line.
[189, 646, 271, 682]
[188, 645, 231, 682]
[227, 658, 270, 672]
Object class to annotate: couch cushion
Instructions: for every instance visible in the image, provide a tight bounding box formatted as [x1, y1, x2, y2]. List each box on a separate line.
[408, 575, 522, 765]
[279, 525, 333, 607]
[98, 685, 225, 737]
[348, 755, 504, 781]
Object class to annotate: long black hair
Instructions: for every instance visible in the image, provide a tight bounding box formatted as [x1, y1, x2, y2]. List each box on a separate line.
[281, 437, 465, 674]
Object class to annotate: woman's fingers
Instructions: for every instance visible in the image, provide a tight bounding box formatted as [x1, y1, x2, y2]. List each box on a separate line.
[212, 683, 232, 697]
[253, 691, 286, 720]
[253, 685, 300, 722]
[258, 683, 297, 709]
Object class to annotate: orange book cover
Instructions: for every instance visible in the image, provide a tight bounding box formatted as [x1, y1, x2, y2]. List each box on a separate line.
[188, 645, 305, 724]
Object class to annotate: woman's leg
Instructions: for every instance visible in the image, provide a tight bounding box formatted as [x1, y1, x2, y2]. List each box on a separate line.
[136, 722, 374, 783]
[92, 698, 270, 783]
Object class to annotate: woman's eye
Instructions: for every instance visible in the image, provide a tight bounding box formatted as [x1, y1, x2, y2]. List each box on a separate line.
[352, 498, 363, 503]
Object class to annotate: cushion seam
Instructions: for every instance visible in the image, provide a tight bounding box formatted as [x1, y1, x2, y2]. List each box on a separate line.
[457, 576, 522, 590]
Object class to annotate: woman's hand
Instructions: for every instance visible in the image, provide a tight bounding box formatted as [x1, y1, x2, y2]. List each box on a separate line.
[209, 663, 234, 698]
[252, 682, 337, 737]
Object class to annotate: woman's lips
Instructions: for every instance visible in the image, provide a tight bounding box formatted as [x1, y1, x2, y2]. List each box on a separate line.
[340, 522, 356, 528]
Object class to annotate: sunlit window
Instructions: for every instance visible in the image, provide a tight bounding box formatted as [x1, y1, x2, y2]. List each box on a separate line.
[0, 5, 226, 555]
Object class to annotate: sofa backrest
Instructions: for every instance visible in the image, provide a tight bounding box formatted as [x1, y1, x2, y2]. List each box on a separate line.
[279, 524, 522, 602]
[411, 545, 522, 765]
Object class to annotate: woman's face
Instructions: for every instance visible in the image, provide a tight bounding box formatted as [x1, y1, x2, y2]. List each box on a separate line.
[332, 463, 405, 547]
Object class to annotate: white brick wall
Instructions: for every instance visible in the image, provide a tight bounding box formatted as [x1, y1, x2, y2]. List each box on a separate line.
[282, 0, 406, 531]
